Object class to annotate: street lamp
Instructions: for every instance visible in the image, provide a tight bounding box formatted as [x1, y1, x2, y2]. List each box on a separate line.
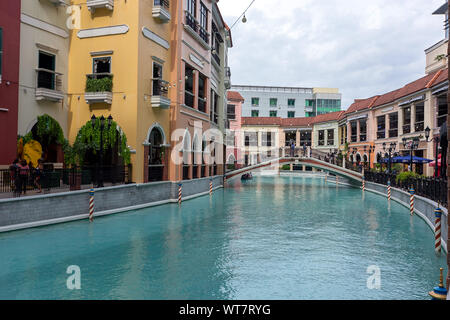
[382, 142, 397, 174]
[91, 114, 113, 188]
[364, 145, 375, 170]
[425, 126, 441, 178]
[402, 137, 419, 172]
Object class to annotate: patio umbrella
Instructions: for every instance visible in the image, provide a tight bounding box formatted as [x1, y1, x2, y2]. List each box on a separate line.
[391, 156, 433, 164]
[429, 154, 442, 168]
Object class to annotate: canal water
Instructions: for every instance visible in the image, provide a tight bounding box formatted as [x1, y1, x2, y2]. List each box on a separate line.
[0, 176, 447, 300]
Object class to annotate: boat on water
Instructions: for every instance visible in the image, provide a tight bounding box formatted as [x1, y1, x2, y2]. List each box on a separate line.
[241, 173, 253, 181]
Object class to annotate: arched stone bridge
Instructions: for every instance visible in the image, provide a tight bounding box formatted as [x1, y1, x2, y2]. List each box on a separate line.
[225, 157, 364, 182]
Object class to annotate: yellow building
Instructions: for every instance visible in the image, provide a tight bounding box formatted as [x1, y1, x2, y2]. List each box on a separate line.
[68, 0, 172, 183]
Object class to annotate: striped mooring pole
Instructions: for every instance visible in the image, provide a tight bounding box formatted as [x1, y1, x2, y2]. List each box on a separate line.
[89, 188, 95, 222]
[362, 176, 365, 192]
[209, 179, 213, 196]
[434, 207, 443, 255]
[387, 180, 391, 201]
[178, 184, 182, 205]
[409, 186, 415, 216]
[336, 175, 339, 186]
[429, 268, 448, 300]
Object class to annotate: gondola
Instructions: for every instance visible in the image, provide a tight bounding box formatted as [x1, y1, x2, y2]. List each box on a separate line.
[241, 173, 253, 181]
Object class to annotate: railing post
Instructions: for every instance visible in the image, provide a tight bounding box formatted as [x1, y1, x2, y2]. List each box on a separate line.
[434, 207, 443, 255]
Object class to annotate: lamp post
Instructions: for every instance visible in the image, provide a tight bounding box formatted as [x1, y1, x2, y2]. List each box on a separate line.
[402, 137, 419, 173]
[382, 142, 397, 174]
[425, 126, 441, 178]
[364, 145, 375, 171]
[91, 114, 113, 188]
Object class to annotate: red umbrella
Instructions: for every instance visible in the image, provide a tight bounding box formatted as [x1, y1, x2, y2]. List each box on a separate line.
[429, 154, 442, 168]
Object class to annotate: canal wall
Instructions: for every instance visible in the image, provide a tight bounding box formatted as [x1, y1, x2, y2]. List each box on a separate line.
[363, 181, 448, 254]
[0, 176, 224, 233]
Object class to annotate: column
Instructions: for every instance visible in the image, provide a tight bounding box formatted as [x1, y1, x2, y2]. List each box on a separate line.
[296, 130, 301, 147]
[290, 164, 293, 171]
[399, 107, 404, 135]
[163, 147, 169, 181]
[357, 120, 361, 142]
[143, 145, 149, 183]
[385, 114, 390, 139]
[411, 104, 416, 133]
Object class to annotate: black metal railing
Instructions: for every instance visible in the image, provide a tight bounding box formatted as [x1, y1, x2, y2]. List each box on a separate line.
[185, 90, 194, 108]
[212, 51, 220, 65]
[154, 0, 169, 9]
[198, 97, 206, 113]
[152, 78, 169, 97]
[148, 165, 164, 182]
[185, 11, 209, 44]
[415, 121, 424, 132]
[36, 68, 62, 91]
[403, 124, 411, 134]
[389, 129, 398, 138]
[365, 171, 447, 206]
[1, 165, 132, 196]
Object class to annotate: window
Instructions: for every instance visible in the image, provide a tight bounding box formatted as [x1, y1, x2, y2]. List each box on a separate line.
[285, 131, 296, 146]
[403, 107, 411, 134]
[251, 110, 259, 117]
[184, 64, 195, 108]
[199, 2, 209, 43]
[300, 131, 312, 147]
[227, 104, 235, 120]
[437, 95, 447, 127]
[152, 62, 167, 97]
[187, 0, 196, 16]
[198, 73, 207, 113]
[318, 130, 325, 146]
[212, 91, 219, 124]
[327, 129, 334, 146]
[377, 115, 386, 139]
[251, 97, 259, 106]
[415, 103, 424, 132]
[37, 51, 56, 90]
[262, 132, 273, 147]
[287, 111, 295, 118]
[389, 112, 398, 138]
[288, 99, 296, 107]
[244, 132, 257, 147]
[0, 28, 2, 79]
[270, 110, 277, 117]
[359, 119, 367, 142]
[270, 98, 277, 107]
[350, 121, 357, 142]
[93, 56, 111, 75]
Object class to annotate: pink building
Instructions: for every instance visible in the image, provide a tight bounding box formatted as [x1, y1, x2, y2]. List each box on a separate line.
[226, 91, 244, 168]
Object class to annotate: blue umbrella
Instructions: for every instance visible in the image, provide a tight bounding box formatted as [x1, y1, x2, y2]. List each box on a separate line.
[390, 156, 433, 164]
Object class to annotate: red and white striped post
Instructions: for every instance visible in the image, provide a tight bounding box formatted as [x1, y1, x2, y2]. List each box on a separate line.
[409, 186, 415, 216]
[89, 188, 95, 222]
[387, 180, 391, 201]
[362, 176, 365, 192]
[178, 184, 182, 205]
[209, 179, 213, 196]
[434, 207, 443, 255]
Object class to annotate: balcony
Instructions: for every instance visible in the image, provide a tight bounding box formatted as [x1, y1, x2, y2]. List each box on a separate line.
[47, 0, 66, 5]
[403, 124, 411, 134]
[184, 11, 210, 48]
[389, 128, 398, 138]
[35, 68, 64, 102]
[415, 121, 424, 132]
[224, 67, 231, 89]
[305, 106, 313, 113]
[153, 0, 171, 22]
[377, 131, 385, 140]
[151, 78, 170, 109]
[84, 73, 113, 105]
[87, 0, 114, 12]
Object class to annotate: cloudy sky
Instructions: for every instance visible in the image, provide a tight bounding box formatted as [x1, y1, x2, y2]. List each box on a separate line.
[218, 0, 447, 109]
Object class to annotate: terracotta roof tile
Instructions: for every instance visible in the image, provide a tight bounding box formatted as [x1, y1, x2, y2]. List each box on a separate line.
[227, 91, 244, 102]
[344, 96, 379, 114]
[281, 117, 314, 127]
[371, 88, 403, 108]
[241, 117, 281, 126]
[311, 111, 345, 124]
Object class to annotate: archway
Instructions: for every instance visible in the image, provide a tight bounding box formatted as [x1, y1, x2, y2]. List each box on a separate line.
[356, 153, 362, 165]
[148, 125, 166, 182]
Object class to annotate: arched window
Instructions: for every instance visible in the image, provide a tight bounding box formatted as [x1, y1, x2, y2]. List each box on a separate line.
[148, 127, 164, 182]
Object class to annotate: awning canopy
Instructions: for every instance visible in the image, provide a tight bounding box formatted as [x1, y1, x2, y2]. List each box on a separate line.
[381, 156, 433, 164]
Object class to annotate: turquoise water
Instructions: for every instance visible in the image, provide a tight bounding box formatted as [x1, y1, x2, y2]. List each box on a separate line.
[0, 176, 447, 300]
